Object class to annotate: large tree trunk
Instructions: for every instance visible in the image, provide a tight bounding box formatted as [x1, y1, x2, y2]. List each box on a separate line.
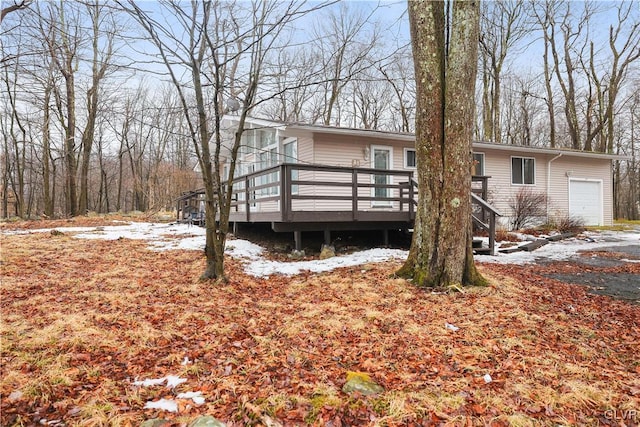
[397, 0, 486, 288]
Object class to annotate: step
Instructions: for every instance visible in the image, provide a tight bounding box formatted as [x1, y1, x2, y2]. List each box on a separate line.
[473, 247, 492, 255]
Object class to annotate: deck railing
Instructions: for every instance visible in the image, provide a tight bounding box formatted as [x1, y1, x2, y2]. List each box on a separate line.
[228, 163, 418, 223]
[219, 163, 500, 253]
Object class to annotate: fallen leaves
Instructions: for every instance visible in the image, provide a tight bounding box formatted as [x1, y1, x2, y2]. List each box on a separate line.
[1, 219, 639, 426]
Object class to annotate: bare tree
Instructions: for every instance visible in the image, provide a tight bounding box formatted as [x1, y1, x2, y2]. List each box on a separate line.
[478, 0, 529, 144]
[0, 0, 31, 24]
[78, 1, 117, 214]
[0, 37, 30, 218]
[397, 0, 485, 287]
[598, 2, 640, 154]
[379, 49, 415, 133]
[312, 3, 380, 126]
[125, 0, 326, 281]
[37, 1, 83, 216]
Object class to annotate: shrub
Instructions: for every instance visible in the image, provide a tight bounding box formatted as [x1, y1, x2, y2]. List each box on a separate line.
[554, 215, 585, 233]
[495, 228, 520, 242]
[509, 188, 547, 230]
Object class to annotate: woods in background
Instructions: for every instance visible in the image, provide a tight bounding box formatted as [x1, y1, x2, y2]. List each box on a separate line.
[1, 0, 639, 220]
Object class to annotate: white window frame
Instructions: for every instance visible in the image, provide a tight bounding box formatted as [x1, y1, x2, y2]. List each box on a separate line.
[283, 137, 298, 195]
[371, 145, 394, 207]
[472, 152, 485, 176]
[404, 148, 417, 169]
[257, 137, 279, 196]
[511, 156, 536, 186]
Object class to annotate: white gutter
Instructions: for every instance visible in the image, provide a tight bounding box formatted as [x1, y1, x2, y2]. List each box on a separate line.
[546, 152, 563, 223]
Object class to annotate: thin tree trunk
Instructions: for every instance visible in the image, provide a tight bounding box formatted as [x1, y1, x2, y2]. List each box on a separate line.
[42, 84, 54, 217]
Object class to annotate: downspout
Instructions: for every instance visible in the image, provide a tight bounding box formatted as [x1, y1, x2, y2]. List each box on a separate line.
[547, 152, 563, 223]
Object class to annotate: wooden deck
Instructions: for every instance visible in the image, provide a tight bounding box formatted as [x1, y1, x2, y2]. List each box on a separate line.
[177, 164, 501, 254]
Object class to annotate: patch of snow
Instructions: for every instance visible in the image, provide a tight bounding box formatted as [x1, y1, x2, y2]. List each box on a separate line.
[478, 231, 640, 265]
[133, 375, 187, 389]
[177, 391, 205, 405]
[1, 226, 96, 235]
[225, 239, 264, 260]
[165, 375, 188, 388]
[445, 322, 460, 332]
[144, 399, 178, 412]
[244, 248, 407, 277]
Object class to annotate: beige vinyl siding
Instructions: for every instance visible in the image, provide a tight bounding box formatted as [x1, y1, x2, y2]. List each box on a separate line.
[296, 136, 314, 164]
[308, 134, 415, 211]
[481, 149, 547, 223]
[481, 148, 613, 227]
[548, 156, 612, 225]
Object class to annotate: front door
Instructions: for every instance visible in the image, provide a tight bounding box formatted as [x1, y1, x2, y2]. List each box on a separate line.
[371, 145, 392, 207]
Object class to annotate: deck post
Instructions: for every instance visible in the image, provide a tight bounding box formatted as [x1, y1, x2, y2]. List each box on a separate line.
[489, 210, 496, 255]
[294, 230, 302, 251]
[382, 229, 389, 246]
[281, 164, 290, 222]
[244, 175, 250, 222]
[324, 229, 331, 246]
[352, 169, 358, 221]
[409, 178, 415, 219]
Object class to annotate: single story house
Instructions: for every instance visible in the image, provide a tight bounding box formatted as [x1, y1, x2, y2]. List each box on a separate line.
[218, 116, 624, 224]
[179, 116, 626, 251]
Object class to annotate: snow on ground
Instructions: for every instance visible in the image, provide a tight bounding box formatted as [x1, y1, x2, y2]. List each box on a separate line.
[3, 221, 639, 276]
[133, 374, 205, 411]
[244, 248, 408, 277]
[479, 229, 640, 265]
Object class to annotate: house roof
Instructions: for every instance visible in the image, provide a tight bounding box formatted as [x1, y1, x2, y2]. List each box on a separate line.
[471, 141, 630, 161]
[227, 115, 631, 161]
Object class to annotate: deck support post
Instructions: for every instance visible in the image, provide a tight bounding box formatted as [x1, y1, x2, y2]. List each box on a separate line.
[294, 230, 302, 251]
[382, 229, 389, 246]
[324, 229, 331, 246]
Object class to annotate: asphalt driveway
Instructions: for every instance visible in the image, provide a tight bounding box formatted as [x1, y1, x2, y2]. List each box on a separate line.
[543, 242, 640, 304]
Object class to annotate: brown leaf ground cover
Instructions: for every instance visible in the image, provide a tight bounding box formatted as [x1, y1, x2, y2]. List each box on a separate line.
[1, 219, 639, 426]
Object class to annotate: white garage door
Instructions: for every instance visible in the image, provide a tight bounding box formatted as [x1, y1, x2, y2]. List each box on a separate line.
[569, 180, 602, 226]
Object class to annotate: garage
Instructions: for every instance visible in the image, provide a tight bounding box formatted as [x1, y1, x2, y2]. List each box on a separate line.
[569, 179, 603, 226]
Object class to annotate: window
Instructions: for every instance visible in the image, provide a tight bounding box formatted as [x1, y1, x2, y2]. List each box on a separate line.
[511, 157, 535, 185]
[472, 152, 485, 176]
[256, 129, 276, 150]
[258, 147, 279, 196]
[283, 139, 298, 194]
[240, 129, 256, 154]
[371, 146, 393, 206]
[404, 148, 416, 169]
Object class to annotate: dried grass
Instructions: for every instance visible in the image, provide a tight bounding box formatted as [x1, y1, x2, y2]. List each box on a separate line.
[1, 224, 639, 426]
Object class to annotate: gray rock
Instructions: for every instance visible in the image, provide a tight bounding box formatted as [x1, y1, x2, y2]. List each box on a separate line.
[140, 419, 172, 427]
[289, 249, 305, 259]
[189, 416, 227, 427]
[319, 244, 336, 260]
[342, 373, 384, 396]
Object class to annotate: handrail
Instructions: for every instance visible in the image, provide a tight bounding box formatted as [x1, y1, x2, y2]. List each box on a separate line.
[471, 192, 501, 215]
[471, 192, 502, 255]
